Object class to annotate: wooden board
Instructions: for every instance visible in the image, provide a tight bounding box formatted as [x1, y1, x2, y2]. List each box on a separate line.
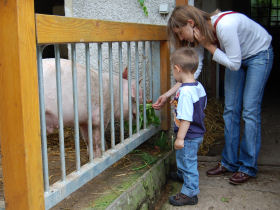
[176, 0, 188, 6]
[0, 0, 45, 209]
[36, 14, 168, 44]
[160, 41, 171, 130]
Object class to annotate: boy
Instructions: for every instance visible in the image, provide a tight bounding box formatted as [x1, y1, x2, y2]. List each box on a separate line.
[169, 47, 207, 206]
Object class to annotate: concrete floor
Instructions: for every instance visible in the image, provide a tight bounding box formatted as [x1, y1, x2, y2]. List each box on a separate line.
[159, 162, 280, 210]
[158, 91, 280, 210]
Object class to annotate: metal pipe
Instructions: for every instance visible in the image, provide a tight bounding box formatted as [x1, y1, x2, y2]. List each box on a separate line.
[37, 46, 50, 191]
[85, 43, 94, 161]
[135, 42, 140, 133]
[149, 42, 153, 101]
[98, 43, 105, 153]
[54, 45, 66, 181]
[109, 42, 115, 148]
[71, 44, 81, 171]
[142, 42, 147, 129]
[119, 42, 124, 143]
[127, 42, 132, 137]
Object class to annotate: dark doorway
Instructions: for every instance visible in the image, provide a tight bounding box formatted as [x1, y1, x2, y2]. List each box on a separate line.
[250, 0, 280, 98]
[34, 0, 68, 59]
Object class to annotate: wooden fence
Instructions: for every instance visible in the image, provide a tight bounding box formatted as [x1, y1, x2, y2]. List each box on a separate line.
[0, 0, 171, 209]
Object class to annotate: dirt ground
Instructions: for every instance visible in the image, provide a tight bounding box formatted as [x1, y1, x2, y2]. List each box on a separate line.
[51, 133, 169, 210]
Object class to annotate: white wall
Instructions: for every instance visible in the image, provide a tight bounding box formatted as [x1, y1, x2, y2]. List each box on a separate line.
[64, 0, 176, 101]
[65, 0, 175, 24]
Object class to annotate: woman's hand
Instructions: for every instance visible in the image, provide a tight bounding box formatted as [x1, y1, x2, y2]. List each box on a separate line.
[152, 95, 168, 110]
[193, 27, 217, 54]
[193, 27, 209, 48]
[174, 138, 184, 150]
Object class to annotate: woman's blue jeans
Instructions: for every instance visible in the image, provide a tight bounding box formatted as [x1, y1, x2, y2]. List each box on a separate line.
[221, 46, 274, 177]
[176, 137, 203, 197]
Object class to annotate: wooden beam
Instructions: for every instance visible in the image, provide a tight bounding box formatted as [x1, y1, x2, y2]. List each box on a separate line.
[176, 0, 188, 6]
[0, 0, 45, 209]
[160, 41, 171, 130]
[36, 14, 168, 44]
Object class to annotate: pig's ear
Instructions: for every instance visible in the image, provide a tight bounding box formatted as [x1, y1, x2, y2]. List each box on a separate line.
[122, 67, 128, 80]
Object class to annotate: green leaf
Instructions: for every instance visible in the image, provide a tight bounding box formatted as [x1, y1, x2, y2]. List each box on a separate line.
[137, 0, 148, 17]
[221, 197, 229, 203]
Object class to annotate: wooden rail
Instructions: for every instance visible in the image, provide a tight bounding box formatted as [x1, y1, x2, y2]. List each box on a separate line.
[176, 0, 188, 6]
[0, 0, 45, 209]
[36, 14, 167, 44]
[0, 2, 172, 209]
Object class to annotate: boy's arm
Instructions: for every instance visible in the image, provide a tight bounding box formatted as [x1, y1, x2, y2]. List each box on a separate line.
[174, 120, 190, 150]
[152, 82, 181, 110]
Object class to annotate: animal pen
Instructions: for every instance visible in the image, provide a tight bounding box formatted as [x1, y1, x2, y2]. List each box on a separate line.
[0, 1, 171, 209]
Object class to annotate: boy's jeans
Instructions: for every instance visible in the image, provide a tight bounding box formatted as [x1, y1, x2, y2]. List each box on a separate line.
[221, 46, 274, 177]
[176, 137, 203, 197]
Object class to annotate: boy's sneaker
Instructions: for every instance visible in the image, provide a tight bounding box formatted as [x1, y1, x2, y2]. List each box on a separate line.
[169, 172, 183, 183]
[169, 193, 198, 206]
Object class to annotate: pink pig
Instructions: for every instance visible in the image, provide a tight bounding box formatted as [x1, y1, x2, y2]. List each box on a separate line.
[43, 58, 143, 157]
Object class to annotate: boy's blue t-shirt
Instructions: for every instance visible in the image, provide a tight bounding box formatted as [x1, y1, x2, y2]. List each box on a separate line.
[173, 81, 207, 139]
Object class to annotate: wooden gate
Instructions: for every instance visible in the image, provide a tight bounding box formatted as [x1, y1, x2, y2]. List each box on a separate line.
[0, 0, 171, 209]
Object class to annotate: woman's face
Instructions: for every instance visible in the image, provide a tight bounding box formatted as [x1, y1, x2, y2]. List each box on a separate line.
[173, 22, 194, 43]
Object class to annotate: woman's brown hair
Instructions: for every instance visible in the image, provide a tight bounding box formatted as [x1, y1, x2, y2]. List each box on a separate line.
[168, 5, 218, 48]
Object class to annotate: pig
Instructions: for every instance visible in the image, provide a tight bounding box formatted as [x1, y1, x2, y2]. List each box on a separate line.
[42, 58, 143, 157]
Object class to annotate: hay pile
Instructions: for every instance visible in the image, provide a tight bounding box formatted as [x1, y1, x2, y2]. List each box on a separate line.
[198, 98, 224, 155]
[45, 97, 224, 182]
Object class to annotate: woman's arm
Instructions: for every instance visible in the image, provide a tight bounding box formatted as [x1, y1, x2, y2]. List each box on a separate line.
[194, 20, 242, 71]
[212, 19, 242, 70]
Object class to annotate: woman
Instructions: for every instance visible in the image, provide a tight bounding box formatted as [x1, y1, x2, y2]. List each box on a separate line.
[153, 5, 273, 185]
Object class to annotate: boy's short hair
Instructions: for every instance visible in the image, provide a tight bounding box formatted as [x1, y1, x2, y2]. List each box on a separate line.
[170, 47, 199, 73]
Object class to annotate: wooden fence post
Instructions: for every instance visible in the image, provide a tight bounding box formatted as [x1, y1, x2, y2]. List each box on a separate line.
[176, 0, 188, 6]
[0, 0, 45, 209]
[160, 41, 171, 131]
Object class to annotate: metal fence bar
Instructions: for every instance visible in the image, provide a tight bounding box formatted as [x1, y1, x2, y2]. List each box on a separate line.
[71, 44, 81, 171]
[127, 42, 132, 137]
[119, 42, 124, 143]
[109, 42, 115, 148]
[98, 43, 105, 153]
[142, 41, 147, 129]
[151, 42, 161, 105]
[135, 42, 140, 133]
[149, 41, 153, 100]
[54, 44, 66, 181]
[216, 63, 220, 99]
[85, 43, 94, 161]
[44, 126, 160, 210]
[37, 46, 50, 192]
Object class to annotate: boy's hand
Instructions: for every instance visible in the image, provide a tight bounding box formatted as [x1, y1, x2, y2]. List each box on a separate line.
[174, 138, 184, 150]
[152, 95, 167, 110]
